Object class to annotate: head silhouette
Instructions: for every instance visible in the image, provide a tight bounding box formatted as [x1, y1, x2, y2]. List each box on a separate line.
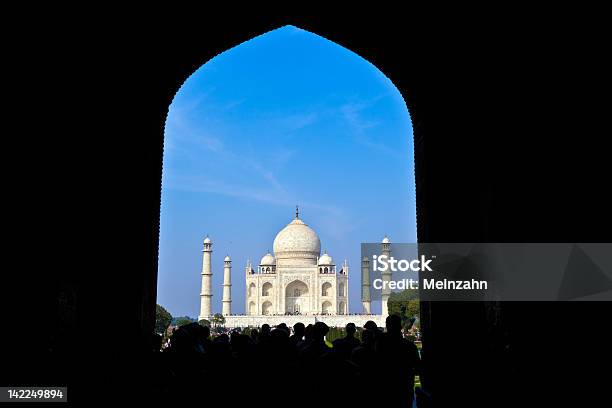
[364, 320, 378, 332]
[313, 322, 329, 341]
[361, 327, 376, 346]
[345, 323, 356, 337]
[293, 322, 305, 338]
[304, 324, 314, 341]
[386, 314, 402, 336]
[271, 327, 289, 342]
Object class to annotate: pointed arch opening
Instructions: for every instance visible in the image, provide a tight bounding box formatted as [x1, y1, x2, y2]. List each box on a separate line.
[157, 23, 417, 326]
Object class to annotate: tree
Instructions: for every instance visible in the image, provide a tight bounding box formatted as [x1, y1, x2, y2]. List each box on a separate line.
[198, 319, 211, 327]
[388, 290, 420, 330]
[174, 316, 195, 327]
[211, 313, 225, 328]
[155, 304, 172, 335]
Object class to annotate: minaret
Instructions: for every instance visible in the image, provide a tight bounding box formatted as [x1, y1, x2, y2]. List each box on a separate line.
[199, 236, 213, 320]
[245, 259, 252, 315]
[361, 256, 371, 314]
[343, 259, 349, 314]
[222, 255, 232, 316]
[380, 235, 392, 317]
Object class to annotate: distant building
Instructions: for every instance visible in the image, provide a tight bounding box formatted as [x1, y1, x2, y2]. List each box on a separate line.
[199, 208, 386, 328]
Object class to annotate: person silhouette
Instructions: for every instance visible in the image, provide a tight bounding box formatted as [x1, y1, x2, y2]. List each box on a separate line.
[332, 323, 361, 361]
[299, 322, 330, 363]
[351, 323, 378, 378]
[376, 314, 420, 406]
[290, 322, 305, 347]
[260, 324, 271, 340]
[249, 328, 259, 344]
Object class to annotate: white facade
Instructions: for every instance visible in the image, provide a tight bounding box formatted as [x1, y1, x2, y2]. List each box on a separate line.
[244, 211, 349, 317]
[200, 209, 387, 327]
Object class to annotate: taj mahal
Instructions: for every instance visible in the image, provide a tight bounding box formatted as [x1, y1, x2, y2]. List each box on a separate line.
[198, 208, 387, 328]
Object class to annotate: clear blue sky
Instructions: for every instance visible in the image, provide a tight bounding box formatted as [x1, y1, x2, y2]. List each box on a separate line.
[157, 26, 416, 317]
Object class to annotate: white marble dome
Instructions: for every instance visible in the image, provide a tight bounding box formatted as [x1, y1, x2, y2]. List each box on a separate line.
[382, 235, 391, 244]
[273, 217, 321, 260]
[318, 252, 333, 265]
[259, 252, 276, 265]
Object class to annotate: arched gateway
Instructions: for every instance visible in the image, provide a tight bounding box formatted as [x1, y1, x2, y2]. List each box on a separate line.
[285, 280, 309, 314]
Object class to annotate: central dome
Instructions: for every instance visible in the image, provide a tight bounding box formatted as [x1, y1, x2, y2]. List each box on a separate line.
[273, 216, 321, 266]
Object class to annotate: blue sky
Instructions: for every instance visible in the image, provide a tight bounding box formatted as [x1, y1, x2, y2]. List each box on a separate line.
[157, 26, 416, 317]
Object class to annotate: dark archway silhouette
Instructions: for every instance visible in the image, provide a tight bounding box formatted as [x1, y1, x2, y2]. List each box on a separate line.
[26, 9, 610, 407]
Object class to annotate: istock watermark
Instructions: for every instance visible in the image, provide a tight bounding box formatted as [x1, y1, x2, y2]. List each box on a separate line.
[372, 254, 433, 272]
[361, 243, 612, 301]
[370, 253, 488, 292]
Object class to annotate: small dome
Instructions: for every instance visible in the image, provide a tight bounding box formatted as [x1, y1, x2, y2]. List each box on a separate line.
[382, 235, 390, 244]
[260, 252, 276, 265]
[318, 252, 333, 265]
[204, 236, 212, 244]
[224, 255, 231, 262]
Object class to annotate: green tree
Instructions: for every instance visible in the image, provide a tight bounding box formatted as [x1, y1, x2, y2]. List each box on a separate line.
[155, 304, 172, 335]
[174, 316, 195, 327]
[212, 313, 226, 328]
[388, 290, 420, 330]
[198, 319, 211, 327]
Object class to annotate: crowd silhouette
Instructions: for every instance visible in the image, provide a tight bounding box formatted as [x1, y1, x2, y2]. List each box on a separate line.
[145, 315, 420, 406]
